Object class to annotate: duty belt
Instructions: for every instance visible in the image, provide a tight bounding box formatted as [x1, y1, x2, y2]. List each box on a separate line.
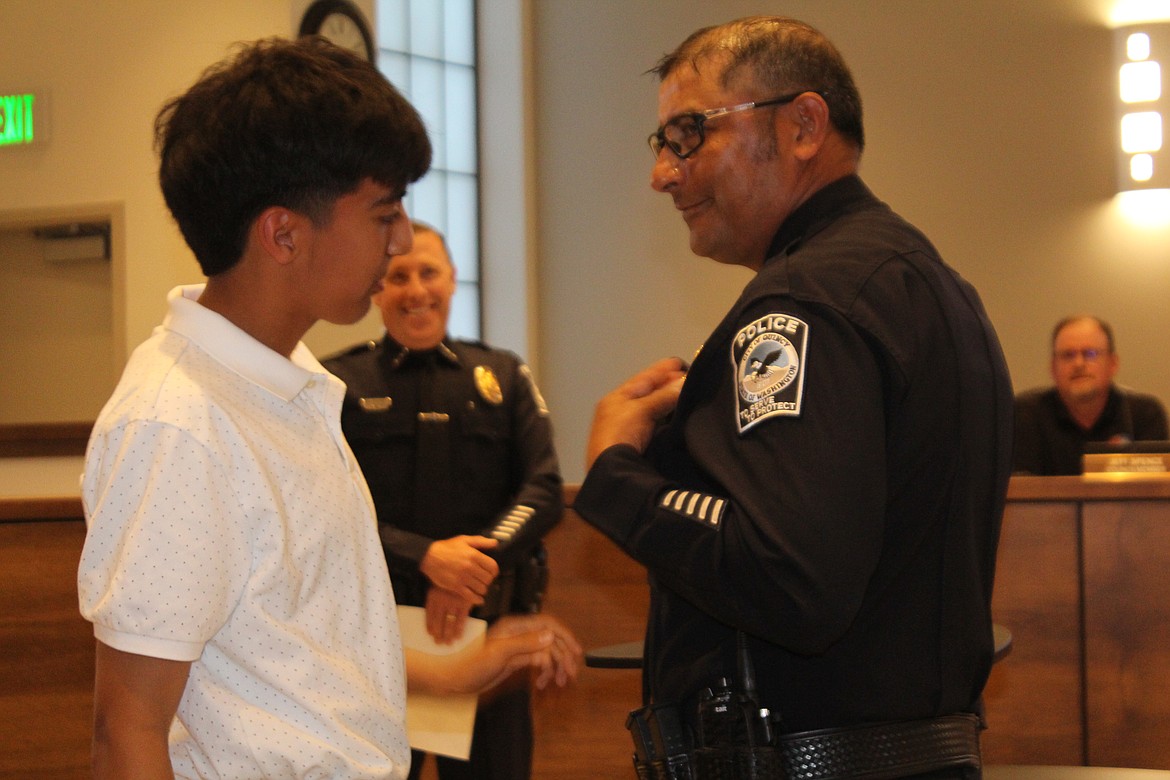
[775, 713, 982, 780]
[632, 711, 981, 780]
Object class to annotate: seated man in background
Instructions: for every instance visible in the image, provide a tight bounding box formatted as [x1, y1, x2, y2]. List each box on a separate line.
[1014, 314, 1169, 475]
[324, 221, 563, 780]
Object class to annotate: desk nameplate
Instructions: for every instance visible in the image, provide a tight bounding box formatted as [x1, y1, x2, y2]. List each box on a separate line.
[1082, 452, 1170, 474]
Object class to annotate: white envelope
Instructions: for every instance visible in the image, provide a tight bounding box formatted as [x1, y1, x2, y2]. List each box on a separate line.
[397, 605, 487, 760]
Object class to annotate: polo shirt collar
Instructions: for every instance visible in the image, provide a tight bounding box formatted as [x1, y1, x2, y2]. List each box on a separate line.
[162, 284, 325, 402]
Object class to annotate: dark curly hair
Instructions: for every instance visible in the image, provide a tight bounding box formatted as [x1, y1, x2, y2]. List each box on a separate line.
[155, 36, 432, 276]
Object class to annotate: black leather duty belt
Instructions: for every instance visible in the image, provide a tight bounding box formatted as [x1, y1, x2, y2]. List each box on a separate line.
[775, 712, 982, 780]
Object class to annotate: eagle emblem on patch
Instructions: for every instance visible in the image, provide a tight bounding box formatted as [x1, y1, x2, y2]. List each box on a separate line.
[732, 313, 809, 433]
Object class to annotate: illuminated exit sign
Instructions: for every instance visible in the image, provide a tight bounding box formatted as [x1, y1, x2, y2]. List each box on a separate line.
[0, 92, 38, 147]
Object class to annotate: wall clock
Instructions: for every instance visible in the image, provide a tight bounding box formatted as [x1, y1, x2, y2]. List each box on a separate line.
[299, 0, 375, 62]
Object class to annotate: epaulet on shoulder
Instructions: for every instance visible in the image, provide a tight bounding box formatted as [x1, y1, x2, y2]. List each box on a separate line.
[452, 338, 522, 364]
[323, 340, 379, 363]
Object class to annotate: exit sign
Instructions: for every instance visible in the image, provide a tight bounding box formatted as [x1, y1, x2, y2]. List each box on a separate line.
[0, 92, 37, 147]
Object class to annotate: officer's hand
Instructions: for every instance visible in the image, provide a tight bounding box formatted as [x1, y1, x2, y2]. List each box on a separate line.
[425, 587, 475, 644]
[420, 535, 500, 604]
[586, 357, 686, 470]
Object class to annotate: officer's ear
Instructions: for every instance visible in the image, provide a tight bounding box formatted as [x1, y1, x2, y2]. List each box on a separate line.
[789, 92, 831, 162]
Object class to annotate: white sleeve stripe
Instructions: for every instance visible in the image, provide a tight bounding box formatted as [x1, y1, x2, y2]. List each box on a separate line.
[490, 505, 536, 536]
[658, 489, 726, 528]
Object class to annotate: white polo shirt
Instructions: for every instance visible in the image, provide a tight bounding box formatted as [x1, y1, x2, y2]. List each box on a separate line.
[78, 285, 409, 778]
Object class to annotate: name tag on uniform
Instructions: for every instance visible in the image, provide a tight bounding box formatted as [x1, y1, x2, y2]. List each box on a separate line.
[358, 397, 393, 412]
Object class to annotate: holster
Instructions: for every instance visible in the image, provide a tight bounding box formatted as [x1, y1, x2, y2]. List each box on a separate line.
[474, 544, 549, 621]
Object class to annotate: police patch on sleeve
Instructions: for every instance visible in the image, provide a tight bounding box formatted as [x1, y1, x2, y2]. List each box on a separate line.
[732, 313, 809, 434]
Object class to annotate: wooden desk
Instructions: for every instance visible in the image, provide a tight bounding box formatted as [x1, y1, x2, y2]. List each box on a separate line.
[983, 474, 1170, 770]
[987, 769, 1170, 780]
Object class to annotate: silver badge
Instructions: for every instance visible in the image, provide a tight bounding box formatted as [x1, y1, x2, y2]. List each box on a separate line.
[732, 313, 808, 433]
[474, 366, 504, 405]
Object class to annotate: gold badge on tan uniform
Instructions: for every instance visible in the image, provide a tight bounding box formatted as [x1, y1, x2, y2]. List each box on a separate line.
[474, 366, 503, 405]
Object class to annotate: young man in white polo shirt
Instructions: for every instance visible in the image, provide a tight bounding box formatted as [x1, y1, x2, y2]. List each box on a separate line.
[77, 37, 578, 779]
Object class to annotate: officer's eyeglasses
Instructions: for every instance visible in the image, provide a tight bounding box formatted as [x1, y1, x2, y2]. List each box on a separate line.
[647, 91, 813, 159]
[1055, 348, 1109, 363]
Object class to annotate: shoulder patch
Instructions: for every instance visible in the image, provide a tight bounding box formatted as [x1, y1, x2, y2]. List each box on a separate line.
[518, 364, 550, 416]
[732, 313, 809, 434]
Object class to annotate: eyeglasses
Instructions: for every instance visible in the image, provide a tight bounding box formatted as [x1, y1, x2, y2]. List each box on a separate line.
[1054, 348, 1109, 363]
[647, 91, 812, 159]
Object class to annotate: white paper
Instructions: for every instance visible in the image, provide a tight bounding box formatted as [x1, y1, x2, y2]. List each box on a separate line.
[397, 605, 487, 760]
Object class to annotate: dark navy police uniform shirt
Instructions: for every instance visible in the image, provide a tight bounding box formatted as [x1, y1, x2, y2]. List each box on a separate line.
[575, 175, 1014, 734]
[324, 337, 562, 613]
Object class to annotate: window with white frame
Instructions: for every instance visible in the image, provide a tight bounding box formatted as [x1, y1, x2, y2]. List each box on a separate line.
[377, 0, 480, 339]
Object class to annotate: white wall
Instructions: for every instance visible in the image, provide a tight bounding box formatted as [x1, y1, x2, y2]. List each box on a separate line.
[0, 1, 379, 407]
[532, 0, 1170, 479]
[3, 1, 1169, 477]
[0, 2, 319, 359]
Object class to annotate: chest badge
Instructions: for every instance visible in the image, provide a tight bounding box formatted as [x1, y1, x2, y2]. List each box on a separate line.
[732, 313, 809, 433]
[474, 366, 504, 405]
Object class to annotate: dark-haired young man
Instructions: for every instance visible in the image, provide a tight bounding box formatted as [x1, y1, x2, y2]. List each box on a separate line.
[77, 37, 577, 779]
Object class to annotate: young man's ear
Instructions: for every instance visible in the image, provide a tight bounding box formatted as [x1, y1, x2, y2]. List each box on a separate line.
[254, 206, 302, 265]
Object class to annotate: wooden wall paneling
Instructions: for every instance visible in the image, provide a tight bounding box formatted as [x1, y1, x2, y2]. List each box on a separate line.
[29, 480, 1170, 775]
[1083, 501, 1170, 770]
[0, 519, 93, 779]
[0, 497, 651, 779]
[531, 508, 649, 780]
[982, 501, 1084, 765]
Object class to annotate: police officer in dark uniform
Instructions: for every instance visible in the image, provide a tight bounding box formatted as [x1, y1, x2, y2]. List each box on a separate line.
[324, 222, 562, 780]
[576, 17, 1012, 779]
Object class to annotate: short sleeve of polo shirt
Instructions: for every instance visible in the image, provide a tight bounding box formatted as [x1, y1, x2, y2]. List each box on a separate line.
[79, 419, 251, 662]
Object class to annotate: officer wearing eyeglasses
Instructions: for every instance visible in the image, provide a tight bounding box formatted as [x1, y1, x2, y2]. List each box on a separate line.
[574, 16, 1012, 779]
[1013, 315, 1168, 475]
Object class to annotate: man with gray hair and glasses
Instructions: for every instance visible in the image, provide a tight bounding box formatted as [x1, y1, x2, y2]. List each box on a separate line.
[1014, 314, 1168, 475]
[575, 15, 1012, 779]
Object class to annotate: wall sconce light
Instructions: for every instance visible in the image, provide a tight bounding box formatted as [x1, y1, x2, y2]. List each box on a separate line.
[1116, 22, 1170, 191]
